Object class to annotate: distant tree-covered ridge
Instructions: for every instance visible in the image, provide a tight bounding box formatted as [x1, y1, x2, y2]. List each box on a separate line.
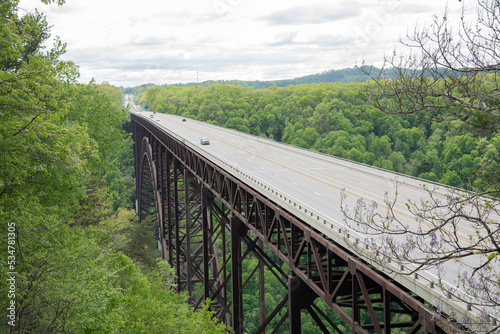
[137, 79, 499, 194]
[122, 67, 394, 94]
[171, 67, 380, 88]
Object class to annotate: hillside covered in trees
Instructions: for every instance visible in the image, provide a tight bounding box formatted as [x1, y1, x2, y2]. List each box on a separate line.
[137, 80, 499, 193]
[0, 1, 225, 333]
[169, 67, 380, 88]
[122, 67, 395, 94]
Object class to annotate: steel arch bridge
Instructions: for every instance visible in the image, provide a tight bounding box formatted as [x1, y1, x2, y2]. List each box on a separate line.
[132, 114, 464, 334]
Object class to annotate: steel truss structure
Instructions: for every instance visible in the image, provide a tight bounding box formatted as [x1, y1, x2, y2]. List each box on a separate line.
[132, 115, 464, 334]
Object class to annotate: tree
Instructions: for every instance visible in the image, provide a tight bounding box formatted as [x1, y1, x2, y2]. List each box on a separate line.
[0, 2, 225, 333]
[347, 1, 500, 332]
[360, 0, 499, 136]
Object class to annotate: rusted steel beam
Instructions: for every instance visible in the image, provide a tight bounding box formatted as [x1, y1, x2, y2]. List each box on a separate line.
[231, 216, 245, 334]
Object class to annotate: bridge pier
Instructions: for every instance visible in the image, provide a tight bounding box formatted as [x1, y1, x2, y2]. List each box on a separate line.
[231, 215, 247, 333]
[289, 275, 318, 333]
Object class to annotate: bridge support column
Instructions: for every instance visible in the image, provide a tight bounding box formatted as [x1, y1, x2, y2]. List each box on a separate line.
[184, 168, 194, 301]
[289, 276, 302, 333]
[173, 159, 183, 291]
[164, 151, 174, 266]
[202, 187, 210, 305]
[157, 146, 167, 259]
[288, 275, 318, 333]
[258, 239, 265, 328]
[231, 215, 248, 334]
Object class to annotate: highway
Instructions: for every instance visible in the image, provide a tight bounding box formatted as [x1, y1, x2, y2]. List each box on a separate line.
[128, 100, 499, 330]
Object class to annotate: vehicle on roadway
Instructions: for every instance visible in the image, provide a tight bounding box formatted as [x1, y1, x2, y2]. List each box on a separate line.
[182, 118, 186, 122]
[200, 137, 210, 145]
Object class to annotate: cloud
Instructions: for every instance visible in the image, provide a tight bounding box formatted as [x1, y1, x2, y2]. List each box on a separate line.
[269, 31, 350, 49]
[20, 0, 462, 87]
[262, 5, 360, 25]
[270, 32, 299, 46]
[129, 36, 169, 48]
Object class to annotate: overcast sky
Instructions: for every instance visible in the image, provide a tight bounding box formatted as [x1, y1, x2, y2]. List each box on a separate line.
[18, 0, 467, 88]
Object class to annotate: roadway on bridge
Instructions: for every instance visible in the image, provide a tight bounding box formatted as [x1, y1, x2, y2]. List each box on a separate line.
[141, 111, 479, 243]
[131, 106, 499, 325]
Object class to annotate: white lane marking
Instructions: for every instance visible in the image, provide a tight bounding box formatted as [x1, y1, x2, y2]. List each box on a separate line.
[291, 182, 298, 185]
[314, 192, 322, 196]
[360, 182, 368, 186]
[260, 166, 264, 169]
[308, 167, 341, 171]
[274, 174, 280, 177]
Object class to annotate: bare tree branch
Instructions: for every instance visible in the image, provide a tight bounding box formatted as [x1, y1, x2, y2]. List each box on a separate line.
[348, 1, 500, 331]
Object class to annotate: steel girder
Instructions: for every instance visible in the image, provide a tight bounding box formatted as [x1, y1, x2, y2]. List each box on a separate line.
[132, 115, 465, 334]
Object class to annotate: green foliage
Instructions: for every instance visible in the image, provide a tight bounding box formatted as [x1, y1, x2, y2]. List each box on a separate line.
[2, 207, 222, 333]
[138, 78, 499, 193]
[69, 82, 135, 210]
[0, 1, 224, 333]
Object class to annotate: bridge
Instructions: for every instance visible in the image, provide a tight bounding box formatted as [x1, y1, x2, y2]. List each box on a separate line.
[129, 102, 495, 333]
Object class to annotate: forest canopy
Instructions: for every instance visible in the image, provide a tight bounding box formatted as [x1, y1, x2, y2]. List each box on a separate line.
[137, 79, 499, 193]
[0, 1, 225, 333]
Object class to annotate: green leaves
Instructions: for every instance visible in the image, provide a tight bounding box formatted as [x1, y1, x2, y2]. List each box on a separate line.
[0, 61, 94, 210]
[1, 2, 224, 333]
[39, 0, 66, 5]
[136, 78, 499, 192]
